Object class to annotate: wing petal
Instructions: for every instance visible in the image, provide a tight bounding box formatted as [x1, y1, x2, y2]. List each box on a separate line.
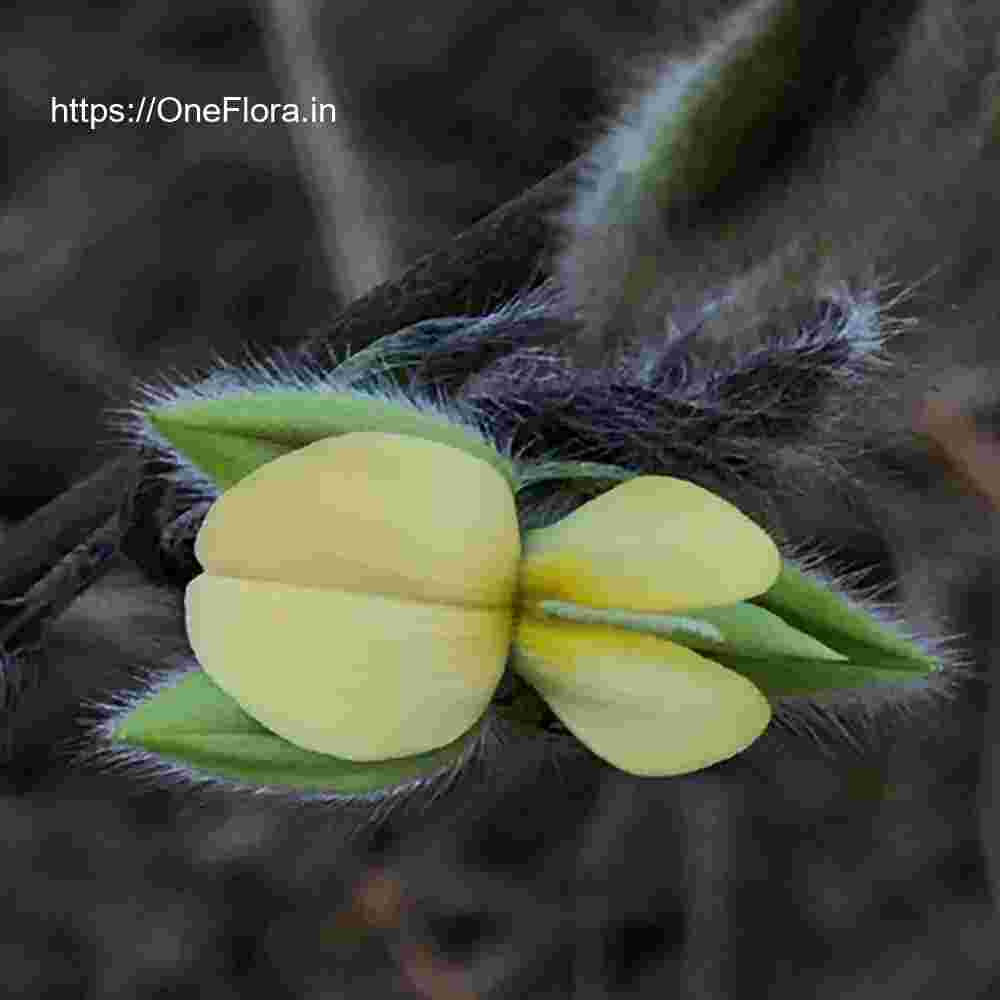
[519, 476, 780, 613]
[513, 616, 771, 776]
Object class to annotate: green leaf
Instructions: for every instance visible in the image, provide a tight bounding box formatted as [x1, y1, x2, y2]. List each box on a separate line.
[753, 563, 938, 672]
[149, 421, 293, 490]
[149, 391, 515, 489]
[112, 670, 481, 794]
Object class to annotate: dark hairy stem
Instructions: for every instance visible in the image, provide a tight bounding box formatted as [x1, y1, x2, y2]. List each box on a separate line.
[0, 159, 576, 642]
[0, 513, 123, 650]
[295, 159, 578, 367]
[0, 456, 140, 651]
[0, 455, 137, 605]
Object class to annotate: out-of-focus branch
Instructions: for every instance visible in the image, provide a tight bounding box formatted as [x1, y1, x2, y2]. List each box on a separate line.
[261, 0, 399, 301]
[0, 455, 138, 607]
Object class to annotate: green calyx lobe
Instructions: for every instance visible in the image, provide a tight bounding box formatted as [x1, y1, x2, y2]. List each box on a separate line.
[150, 391, 515, 489]
[113, 671, 480, 794]
[535, 561, 938, 697]
[752, 563, 938, 672]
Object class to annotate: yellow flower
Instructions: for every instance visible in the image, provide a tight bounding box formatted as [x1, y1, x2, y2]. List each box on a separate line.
[514, 476, 778, 776]
[186, 431, 780, 777]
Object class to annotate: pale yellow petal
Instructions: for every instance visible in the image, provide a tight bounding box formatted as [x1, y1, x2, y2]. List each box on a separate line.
[195, 432, 520, 608]
[513, 617, 771, 776]
[186, 574, 511, 761]
[518, 476, 779, 612]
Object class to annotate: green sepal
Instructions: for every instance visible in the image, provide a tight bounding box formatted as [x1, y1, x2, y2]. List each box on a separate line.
[753, 563, 938, 672]
[112, 670, 481, 794]
[514, 461, 636, 493]
[149, 421, 292, 490]
[329, 319, 471, 383]
[149, 391, 515, 489]
[537, 600, 844, 663]
[535, 591, 937, 697]
[708, 652, 935, 699]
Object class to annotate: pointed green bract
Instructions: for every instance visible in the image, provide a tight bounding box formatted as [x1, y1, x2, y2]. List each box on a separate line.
[150, 391, 515, 489]
[112, 671, 480, 793]
[709, 652, 936, 698]
[148, 419, 293, 489]
[682, 603, 846, 661]
[753, 563, 938, 672]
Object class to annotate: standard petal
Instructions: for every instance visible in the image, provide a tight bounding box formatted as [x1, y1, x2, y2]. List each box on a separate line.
[518, 476, 780, 613]
[186, 574, 511, 761]
[195, 432, 520, 608]
[512, 617, 771, 777]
